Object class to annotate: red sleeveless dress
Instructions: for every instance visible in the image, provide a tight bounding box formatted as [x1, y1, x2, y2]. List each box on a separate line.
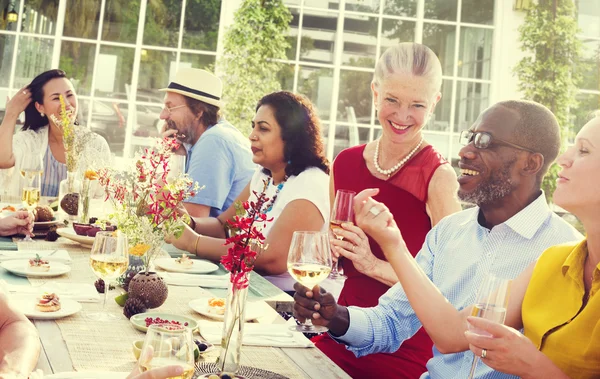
[314, 144, 448, 378]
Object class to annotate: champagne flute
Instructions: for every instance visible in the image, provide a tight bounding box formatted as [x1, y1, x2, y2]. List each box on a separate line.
[466, 275, 512, 379]
[287, 231, 332, 333]
[139, 324, 195, 379]
[328, 189, 355, 280]
[88, 231, 129, 321]
[20, 154, 43, 242]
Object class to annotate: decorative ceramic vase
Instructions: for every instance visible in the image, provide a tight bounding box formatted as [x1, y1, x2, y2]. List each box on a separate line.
[128, 271, 168, 309]
[218, 273, 249, 374]
[58, 170, 81, 221]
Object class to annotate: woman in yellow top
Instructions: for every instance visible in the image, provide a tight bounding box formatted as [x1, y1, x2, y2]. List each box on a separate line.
[351, 114, 600, 378]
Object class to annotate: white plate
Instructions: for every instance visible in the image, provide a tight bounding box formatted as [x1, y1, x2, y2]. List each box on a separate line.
[34, 218, 62, 228]
[45, 372, 129, 379]
[56, 227, 95, 246]
[1, 260, 71, 277]
[11, 296, 82, 320]
[154, 257, 218, 274]
[189, 298, 265, 321]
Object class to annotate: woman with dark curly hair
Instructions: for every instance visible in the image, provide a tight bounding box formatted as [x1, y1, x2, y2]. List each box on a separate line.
[167, 91, 330, 291]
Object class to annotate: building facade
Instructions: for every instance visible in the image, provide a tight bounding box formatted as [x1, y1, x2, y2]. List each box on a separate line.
[0, 0, 596, 162]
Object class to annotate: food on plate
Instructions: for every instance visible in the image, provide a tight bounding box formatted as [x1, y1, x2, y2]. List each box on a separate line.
[207, 297, 226, 315]
[174, 254, 194, 268]
[28, 254, 50, 272]
[144, 316, 189, 328]
[36, 293, 61, 312]
[207, 373, 239, 379]
[33, 205, 54, 222]
[1, 205, 16, 212]
[73, 221, 116, 236]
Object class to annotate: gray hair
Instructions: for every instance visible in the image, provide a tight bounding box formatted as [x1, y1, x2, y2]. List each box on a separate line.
[372, 42, 443, 91]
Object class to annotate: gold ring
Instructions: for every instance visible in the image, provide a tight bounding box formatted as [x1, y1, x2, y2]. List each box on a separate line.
[481, 348, 487, 359]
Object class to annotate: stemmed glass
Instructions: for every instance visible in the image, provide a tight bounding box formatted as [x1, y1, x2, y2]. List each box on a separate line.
[20, 154, 43, 242]
[167, 154, 186, 180]
[138, 324, 195, 378]
[466, 275, 512, 379]
[88, 231, 129, 321]
[328, 189, 355, 280]
[287, 231, 332, 333]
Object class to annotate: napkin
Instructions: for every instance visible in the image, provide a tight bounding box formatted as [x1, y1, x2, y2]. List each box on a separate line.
[0, 237, 17, 251]
[161, 272, 229, 288]
[0, 249, 72, 264]
[6, 282, 100, 303]
[198, 321, 314, 348]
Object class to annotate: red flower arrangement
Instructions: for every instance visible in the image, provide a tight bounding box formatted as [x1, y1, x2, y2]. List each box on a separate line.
[221, 179, 273, 290]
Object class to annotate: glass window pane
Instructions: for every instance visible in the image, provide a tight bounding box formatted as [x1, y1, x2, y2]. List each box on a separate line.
[338, 70, 373, 123]
[577, 40, 600, 91]
[138, 50, 176, 101]
[303, 0, 338, 10]
[182, 0, 221, 51]
[287, 8, 300, 60]
[423, 23, 456, 75]
[578, 0, 600, 38]
[0, 35, 16, 87]
[180, 53, 216, 71]
[454, 81, 490, 133]
[332, 125, 370, 157]
[58, 40, 95, 96]
[461, 0, 495, 25]
[342, 16, 377, 67]
[458, 27, 493, 80]
[102, 0, 140, 43]
[297, 66, 333, 121]
[143, 1, 182, 46]
[133, 103, 162, 139]
[15, 37, 53, 89]
[384, 0, 418, 18]
[424, 0, 458, 21]
[300, 10, 338, 64]
[86, 100, 129, 157]
[0, 0, 20, 31]
[428, 79, 452, 132]
[571, 93, 600, 140]
[63, 0, 99, 39]
[346, 0, 379, 14]
[23, 0, 58, 35]
[94, 46, 134, 98]
[277, 63, 295, 92]
[380, 19, 416, 53]
[423, 131, 450, 158]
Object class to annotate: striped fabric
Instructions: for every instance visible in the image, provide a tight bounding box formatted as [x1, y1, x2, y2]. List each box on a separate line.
[40, 144, 67, 197]
[339, 193, 583, 379]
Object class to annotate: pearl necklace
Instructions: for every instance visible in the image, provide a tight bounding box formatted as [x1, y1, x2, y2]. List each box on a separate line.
[374, 137, 424, 177]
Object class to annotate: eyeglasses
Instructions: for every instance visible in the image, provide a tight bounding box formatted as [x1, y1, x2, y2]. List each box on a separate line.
[162, 104, 186, 114]
[459, 130, 536, 153]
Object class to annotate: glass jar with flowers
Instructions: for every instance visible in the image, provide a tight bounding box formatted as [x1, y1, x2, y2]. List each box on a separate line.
[98, 137, 199, 309]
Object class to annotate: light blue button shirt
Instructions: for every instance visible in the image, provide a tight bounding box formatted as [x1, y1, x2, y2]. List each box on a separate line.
[338, 192, 583, 379]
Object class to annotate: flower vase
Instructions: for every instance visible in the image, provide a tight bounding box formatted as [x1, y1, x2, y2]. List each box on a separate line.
[58, 171, 81, 221]
[78, 178, 92, 223]
[218, 273, 249, 374]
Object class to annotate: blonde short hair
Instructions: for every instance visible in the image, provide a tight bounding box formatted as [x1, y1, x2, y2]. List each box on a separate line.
[372, 43, 442, 92]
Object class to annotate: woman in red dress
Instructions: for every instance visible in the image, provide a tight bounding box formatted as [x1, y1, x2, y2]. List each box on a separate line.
[313, 42, 462, 378]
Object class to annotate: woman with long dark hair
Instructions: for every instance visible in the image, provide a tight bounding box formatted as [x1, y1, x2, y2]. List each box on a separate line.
[0, 69, 110, 197]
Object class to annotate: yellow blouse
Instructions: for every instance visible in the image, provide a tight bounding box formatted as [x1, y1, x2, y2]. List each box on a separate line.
[522, 239, 600, 379]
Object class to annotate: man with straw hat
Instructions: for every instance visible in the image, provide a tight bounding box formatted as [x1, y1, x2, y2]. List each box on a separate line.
[159, 68, 254, 218]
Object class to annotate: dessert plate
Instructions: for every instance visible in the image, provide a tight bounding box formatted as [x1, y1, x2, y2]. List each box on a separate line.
[56, 227, 95, 247]
[10, 296, 82, 320]
[129, 312, 199, 333]
[154, 257, 218, 274]
[1, 259, 71, 277]
[188, 298, 265, 321]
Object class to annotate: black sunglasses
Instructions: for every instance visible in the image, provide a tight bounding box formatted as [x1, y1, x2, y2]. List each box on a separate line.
[459, 130, 536, 153]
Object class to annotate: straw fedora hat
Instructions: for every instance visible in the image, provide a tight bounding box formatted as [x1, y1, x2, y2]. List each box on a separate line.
[159, 68, 223, 108]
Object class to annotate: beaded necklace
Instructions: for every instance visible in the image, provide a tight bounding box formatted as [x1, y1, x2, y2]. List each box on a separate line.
[262, 175, 287, 213]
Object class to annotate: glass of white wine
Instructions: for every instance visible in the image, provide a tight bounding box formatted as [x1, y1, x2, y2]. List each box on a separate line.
[287, 231, 332, 333]
[88, 231, 129, 321]
[139, 324, 195, 379]
[466, 275, 512, 379]
[329, 189, 355, 280]
[20, 154, 43, 242]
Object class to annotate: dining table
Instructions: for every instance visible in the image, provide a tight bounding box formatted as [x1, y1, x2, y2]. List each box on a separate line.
[0, 234, 351, 379]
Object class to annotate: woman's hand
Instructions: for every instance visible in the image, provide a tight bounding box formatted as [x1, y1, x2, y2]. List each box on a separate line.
[0, 211, 33, 237]
[5, 87, 32, 121]
[165, 223, 196, 253]
[330, 222, 379, 276]
[353, 188, 403, 254]
[465, 316, 542, 377]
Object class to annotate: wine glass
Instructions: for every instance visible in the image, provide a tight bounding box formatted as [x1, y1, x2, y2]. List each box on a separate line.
[328, 189, 355, 280]
[138, 324, 195, 379]
[88, 231, 129, 321]
[167, 154, 186, 179]
[20, 154, 43, 242]
[466, 275, 512, 379]
[287, 231, 332, 333]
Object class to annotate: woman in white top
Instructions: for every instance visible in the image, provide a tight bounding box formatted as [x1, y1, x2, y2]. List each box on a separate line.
[0, 69, 110, 197]
[168, 91, 330, 292]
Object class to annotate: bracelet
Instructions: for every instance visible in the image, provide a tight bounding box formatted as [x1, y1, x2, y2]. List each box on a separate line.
[194, 235, 201, 255]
